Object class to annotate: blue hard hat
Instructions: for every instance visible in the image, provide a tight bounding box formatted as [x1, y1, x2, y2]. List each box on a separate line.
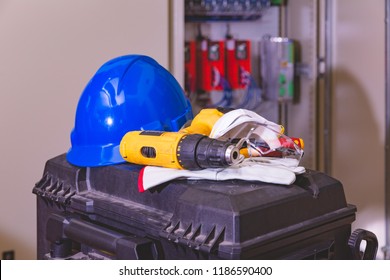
[67, 55, 193, 167]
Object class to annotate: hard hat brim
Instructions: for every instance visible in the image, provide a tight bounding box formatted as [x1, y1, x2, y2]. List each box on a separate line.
[66, 144, 124, 167]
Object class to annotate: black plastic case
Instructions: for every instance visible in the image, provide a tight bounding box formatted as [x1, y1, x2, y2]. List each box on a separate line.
[33, 154, 360, 260]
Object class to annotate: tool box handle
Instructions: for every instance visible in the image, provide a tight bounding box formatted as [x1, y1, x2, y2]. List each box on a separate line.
[348, 228, 378, 260]
[47, 214, 158, 259]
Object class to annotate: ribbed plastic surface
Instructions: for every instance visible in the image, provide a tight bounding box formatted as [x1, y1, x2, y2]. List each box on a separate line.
[34, 153, 356, 259]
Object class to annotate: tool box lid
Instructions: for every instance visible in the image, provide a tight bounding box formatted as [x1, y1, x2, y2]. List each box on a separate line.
[34, 154, 356, 258]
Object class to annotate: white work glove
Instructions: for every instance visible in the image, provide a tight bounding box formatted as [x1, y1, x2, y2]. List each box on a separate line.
[243, 157, 306, 174]
[138, 159, 305, 192]
[210, 108, 283, 140]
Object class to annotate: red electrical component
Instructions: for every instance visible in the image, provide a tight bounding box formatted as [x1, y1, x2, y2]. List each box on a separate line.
[226, 39, 251, 90]
[197, 39, 225, 92]
[184, 41, 197, 93]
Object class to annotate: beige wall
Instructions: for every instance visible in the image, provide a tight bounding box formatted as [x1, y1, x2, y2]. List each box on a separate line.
[331, 0, 386, 258]
[0, 0, 170, 259]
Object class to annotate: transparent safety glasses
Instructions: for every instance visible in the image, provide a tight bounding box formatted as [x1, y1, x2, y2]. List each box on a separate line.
[214, 121, 304, 167]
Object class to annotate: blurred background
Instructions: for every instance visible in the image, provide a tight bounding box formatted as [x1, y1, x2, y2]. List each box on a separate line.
[0, 0, 387, 259]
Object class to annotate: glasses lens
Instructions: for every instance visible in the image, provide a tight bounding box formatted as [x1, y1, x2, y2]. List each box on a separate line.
[216, 121, 303, 166]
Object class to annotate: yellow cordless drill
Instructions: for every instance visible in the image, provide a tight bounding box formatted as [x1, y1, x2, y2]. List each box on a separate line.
[119, 108, 241, 170]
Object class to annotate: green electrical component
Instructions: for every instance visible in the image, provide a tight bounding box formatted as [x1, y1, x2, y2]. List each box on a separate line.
[260, 36, 295, 102]
[277, 38, 294, 101]
[271, 0, 284, 6]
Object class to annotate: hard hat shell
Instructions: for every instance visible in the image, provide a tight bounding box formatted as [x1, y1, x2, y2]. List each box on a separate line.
[67, 55, 193, 167]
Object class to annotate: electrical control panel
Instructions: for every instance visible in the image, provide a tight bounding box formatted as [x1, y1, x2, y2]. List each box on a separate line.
[184, 0, 321, 170]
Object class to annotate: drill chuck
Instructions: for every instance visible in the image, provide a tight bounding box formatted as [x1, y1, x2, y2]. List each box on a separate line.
[177, 134, 240, 170]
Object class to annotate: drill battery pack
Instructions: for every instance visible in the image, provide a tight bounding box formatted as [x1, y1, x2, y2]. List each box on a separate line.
[33, 154, 377, 260]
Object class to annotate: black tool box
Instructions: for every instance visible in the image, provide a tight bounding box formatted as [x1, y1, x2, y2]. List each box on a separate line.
[33, 153, 378, 260]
